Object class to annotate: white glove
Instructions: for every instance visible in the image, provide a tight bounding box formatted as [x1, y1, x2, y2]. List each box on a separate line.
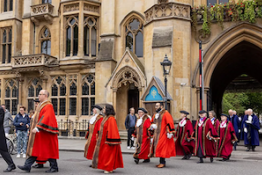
[244, 128, 248, 133]
[167, 133, 173, 139]
[238, 129, 241, 133]
[246, 120, 251, 124]
[5, 133, 8, 137]
[131, 137, 135, 141]
[150, 124, 157, 130]
[150, 138, 153, 144]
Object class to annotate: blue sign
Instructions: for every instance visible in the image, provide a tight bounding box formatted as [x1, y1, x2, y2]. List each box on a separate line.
[145, 85, 163, 101]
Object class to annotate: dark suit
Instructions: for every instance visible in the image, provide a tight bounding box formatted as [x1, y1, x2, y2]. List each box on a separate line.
[0, 107, 15, 166]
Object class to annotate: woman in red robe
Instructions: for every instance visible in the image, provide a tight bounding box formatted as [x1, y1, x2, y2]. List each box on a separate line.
[175, 110, 194, 160]
[132, 108, 151, 164]
[218, 114, 238, 161]
[84, 105, 103, 163]
[191, 110, 219, 164]
[209, 110, 220, 155]
[92, 104, 123, 174]
[149, 102, 176, 168]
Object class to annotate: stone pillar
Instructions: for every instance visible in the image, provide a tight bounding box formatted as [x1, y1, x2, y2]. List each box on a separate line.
[100, 0, 115, 35]
[78, 1, 84, 58]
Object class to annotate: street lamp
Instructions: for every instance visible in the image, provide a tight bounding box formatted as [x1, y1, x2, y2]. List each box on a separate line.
[160, 54, 172, 110]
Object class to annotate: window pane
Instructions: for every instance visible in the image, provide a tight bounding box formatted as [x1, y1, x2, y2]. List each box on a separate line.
[28, 85, 34, 97]
[135, 31, 143, 57]
[82, 98, 89, 115]
[90, 97, 95, 115]
[3, 30, 6, 43]
[126, 32, 133, 52]
[91, 83, 95, 95]
[66, 27, 71, 56]
[12, 87, 18, 97]
[10, 0, 13, 11]
[82, 83, 89, 95]
[11, 99, 17, 115]
[36, 85, 42, 96]
[5, 100, 10, 111]
[8, 44, 11, 63]
[8, 29, 12, 42]
[59, 98, 66, 115]
[73, 26, 78, 56]
[129, 19, 140, 30]
[69, 98, 76, 115]
[52, 85, 58, 96]
[28, 99, 34, 112]
[51, 98, 58, 115]
[70, 83, 77, 95]
[219, 0, 229, 4]
[91, 27, 96, 57]
[60, 84, 66, 96]
[2, 45, 6, 64]
[84, 26, 89, 56]
[41, 41, 47, 54]
[5, 87, 10, 98]
[4, 0, 7, 12]
[47, 40, 51, 55]
[207, 0, 217, 6]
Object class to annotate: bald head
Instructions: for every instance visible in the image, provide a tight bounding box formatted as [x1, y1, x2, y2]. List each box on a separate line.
[247, 109, 253, 115]
[38, 90, 49, 102]
[228, 109, 233, 116]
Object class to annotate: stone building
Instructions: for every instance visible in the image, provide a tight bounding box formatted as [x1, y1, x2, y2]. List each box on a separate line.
[1, 0, 262, 135]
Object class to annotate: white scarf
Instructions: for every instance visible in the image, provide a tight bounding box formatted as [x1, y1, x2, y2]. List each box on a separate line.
[248, 115, 252, 122]
[89, 114, 99, 124]
[220, 121, 227, 128]
[198, 117, 206, 127]
[179, 117, 187, 127]
[136, 116, 143, 127]
[211, 118, 215, 125]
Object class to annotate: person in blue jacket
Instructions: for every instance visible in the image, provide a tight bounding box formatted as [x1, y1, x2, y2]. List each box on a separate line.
[242, 109, 260, 152]
[13, 106, 30, 158]
[228, 109, 240, 150]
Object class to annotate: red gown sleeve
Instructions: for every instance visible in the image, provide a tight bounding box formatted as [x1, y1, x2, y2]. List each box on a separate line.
[228, 122, 238, 142]
[165, 112, 176, 135]
[206, 119, 219, 141]
[105, 117, 121, 145]
[185, 120, 194, 140]
[36, 104, 59, 134]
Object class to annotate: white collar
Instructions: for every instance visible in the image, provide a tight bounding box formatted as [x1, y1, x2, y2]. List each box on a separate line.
[198, 117, 206, 127]
[179, 117, 187, 127]
[220, 121, 227, 128]
[89, 114, 99, 124]
[136, 116, 144, 127]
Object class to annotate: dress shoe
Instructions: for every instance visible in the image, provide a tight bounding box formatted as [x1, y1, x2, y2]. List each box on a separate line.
[45, 168, 59, 173]
[197, 158, 204, 164]
[182, 156, 187, 160]
[18, 165, 31, 172]
[32, 164, 44, 168]
[89, 165, 92, 167]
[187, 154, 192, 160]
[142, 159, 150, 163]
[134, 158, 139, 164]
[210, 157, 213, 163]
[3, 164, 16, 172]
[156, 164, 165, 168]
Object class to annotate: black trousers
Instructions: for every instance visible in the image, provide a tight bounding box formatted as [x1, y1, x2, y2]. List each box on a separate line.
[160, 157, 166, 164]
[197, 141, 204, 158]
[127, 127, 135, 147]
[0, 149, 15, 166]
[24, 156, 58, 170]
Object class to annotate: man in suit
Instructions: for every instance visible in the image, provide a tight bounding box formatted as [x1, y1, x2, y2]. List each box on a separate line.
[0, 106, 16, 172]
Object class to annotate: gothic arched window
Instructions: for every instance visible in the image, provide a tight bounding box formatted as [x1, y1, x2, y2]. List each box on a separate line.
[40, 27, 51, 55]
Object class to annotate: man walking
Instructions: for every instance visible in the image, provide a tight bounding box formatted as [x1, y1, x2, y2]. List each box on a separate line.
[125, 107, 137, 149]
[0, 106, 16, 172]
[18, 90, 59, 173]
[1, 104, 13, 135]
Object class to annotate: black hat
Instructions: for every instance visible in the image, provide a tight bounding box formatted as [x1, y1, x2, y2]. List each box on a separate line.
[33, 99, 40, 103]
[221, 113, 228, 117]
[199, 110, 207, 114]
[92, 105, 102, 111]
[180, 110, 189, 115]
[138, 108, 147, 113]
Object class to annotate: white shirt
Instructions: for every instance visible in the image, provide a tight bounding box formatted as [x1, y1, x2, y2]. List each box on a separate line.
[210, 118, 215, 125]
[136, 117, 143, 127]
[89, 114, 99, 124]
[198, 117, 205, 127]
[248, 115, 253, 122]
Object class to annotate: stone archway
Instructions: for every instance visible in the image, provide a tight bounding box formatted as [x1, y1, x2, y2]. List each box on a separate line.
[192, 22, 262, 115]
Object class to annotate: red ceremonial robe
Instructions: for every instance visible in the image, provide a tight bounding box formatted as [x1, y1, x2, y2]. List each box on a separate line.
[175, 118, 194, 156]
[218, 121, 238, 159]
[149, 110, 176, 158]
[84, 115, 103, 160]
[132, 115, 151, 160]
[26, 101, 59, 162]
[191, 118, 219, 158]
[92, 115, 124, 171]
[211, 118, 220, 155]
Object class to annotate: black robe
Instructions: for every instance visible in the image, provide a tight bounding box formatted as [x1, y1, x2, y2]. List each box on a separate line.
[0, 107, 8, 152]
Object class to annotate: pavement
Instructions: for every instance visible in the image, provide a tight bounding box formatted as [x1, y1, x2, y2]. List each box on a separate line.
[58, 137, 262, 162]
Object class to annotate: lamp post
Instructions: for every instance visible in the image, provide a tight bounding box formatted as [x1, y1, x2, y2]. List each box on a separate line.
[160, 54, 172, 110]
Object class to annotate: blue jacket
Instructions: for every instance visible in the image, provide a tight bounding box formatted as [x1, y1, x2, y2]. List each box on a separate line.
[125, 114, 137, 129]
[13, 113, 30, 131]
[228, 114, 240, 139]
[242, 114, 260, 146]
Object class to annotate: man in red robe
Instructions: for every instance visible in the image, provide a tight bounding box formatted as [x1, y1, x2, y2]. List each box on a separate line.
[18, 90, 59, 173]
[175, 110, 194, 160]
[209, 110, 220, 155]
[92, 104, 123, 174]
[149, 102, 176, 168]
[191, 110, 219, 163]
[84, 105, 103, 166]
[218, 114, 238, 161]
[132, 108, 151, 164]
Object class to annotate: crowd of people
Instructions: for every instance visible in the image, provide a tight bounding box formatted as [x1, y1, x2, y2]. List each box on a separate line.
[0, 91, 261, 173]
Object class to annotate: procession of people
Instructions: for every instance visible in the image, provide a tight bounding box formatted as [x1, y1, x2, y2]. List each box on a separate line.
[0, 89, 261, 173]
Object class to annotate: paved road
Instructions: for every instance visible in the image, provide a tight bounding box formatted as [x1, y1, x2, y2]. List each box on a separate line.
[1, 151, 262, 175]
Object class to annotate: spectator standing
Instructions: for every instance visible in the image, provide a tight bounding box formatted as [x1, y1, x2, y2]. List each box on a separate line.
[13, 106, 30, 158]
[125, 107, 137, 149]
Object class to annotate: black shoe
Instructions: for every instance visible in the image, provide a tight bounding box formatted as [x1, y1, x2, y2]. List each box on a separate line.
[197, 158, 204, 164]
[3, 164, 16, 172]
[252, 148, 255, 152]
[18, 165, 31, 173]
[246, 148, 250, 152]
[45, 168, 59, 173]
[89, 165, 92, 167]
[134, 159, 139, 164]
[32, 164, 44, 168]
[142, 159, 150, 163]
[186, 154, 192, 160]
[222, 158, 227, 162]
[182, 156, 187, 160]
[210, 157, 213, 163]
